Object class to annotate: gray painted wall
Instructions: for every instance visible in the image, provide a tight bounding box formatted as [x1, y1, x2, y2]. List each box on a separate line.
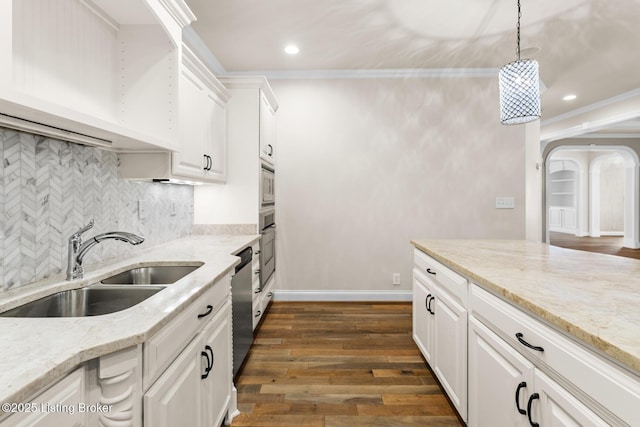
[268, 77, 526, 293]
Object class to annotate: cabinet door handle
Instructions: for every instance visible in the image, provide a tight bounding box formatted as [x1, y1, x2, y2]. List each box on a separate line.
[526, 393, 540, 427]
[426, 268, 436, 275]
[267, 292, 273, 297]
[206, 345, 214, 369]
[255, 269, 261, 275]
[516, 333, 544, 352]
[427, 295, 435, 315]
[255, 289, 262, 294]
[201, 350, 211, 379]
[425, 294, 431, 312]
[197, 305, 213, 319]
[203, 155, 212, 171]
[515, 381, 527, 415]
[267, 144, 273, 156]
[255, 310, 262, 318]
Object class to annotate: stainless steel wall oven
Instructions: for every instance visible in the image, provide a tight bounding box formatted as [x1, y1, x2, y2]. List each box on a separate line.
[259, 208, 275, 288]
[260, 163, 275, 207]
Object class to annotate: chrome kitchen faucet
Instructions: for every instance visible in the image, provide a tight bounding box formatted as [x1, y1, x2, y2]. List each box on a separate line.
[66, 220, 145, 280]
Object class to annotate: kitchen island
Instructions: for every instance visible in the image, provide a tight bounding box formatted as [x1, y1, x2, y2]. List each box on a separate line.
[0, 234, 259, 425]
[411, 239, 640, 426]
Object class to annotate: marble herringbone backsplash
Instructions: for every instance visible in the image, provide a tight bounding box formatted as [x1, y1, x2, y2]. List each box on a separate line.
[0, 128, 193, 291]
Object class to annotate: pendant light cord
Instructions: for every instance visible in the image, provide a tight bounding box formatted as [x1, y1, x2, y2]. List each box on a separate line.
[516, 0, 521, 60]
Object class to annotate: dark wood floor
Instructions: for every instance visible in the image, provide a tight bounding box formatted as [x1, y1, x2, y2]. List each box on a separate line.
[231, 302, 463, 427]
[549, 231, 640, 260]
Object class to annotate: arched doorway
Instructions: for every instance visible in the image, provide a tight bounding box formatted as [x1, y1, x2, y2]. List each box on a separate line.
[544, 145, 640, 251]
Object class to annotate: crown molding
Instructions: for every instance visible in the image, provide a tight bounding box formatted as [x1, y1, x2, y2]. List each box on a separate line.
[226, 68, 499, 80]
[570, 133, 640, 139]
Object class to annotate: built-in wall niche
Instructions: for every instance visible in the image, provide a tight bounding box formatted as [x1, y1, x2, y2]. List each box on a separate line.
[0, 0, 195, 150]
[548, 159, 578, 234]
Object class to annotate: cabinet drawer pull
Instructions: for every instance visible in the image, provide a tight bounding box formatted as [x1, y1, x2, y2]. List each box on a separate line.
[255, 289, 262, 294]
[515, 381, 527, 415]
[426, 268, 436, 275]
[255, 310, 262, 318]
[255, 270, 261, 275]
[526, 393, 540, 427]
[515, 333, 544, 352]
[267, 292, 273, 297]
[197, 305, 214, 319]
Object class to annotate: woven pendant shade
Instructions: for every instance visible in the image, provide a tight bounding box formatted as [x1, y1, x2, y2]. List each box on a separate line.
[499, 0, 541, 125]
[499, 59, 541, 125]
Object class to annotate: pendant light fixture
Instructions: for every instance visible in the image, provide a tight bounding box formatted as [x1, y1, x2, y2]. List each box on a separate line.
[499, 0, 541, 125]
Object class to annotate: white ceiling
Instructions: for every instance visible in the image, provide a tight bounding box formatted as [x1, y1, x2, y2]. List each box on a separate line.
[184, 0, 640, 123]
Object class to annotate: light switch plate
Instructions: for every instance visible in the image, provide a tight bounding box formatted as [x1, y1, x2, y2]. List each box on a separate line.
[495, 197, 515, 209]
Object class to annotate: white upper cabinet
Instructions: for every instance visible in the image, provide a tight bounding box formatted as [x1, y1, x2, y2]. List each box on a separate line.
[219, 76, 279, 166]
[259, 90, 277, 165]
[0, 0, 195, 151]
[172, 46, 229, 183]
[119, 44, 230, 184]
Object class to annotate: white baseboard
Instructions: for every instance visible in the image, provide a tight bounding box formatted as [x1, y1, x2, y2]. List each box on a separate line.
[600, 231, 624, 236]
[273, 290, 412, 302]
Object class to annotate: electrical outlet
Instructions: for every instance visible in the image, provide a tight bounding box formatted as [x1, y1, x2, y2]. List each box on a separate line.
[392, 273, 401, 286]
[495, 197, 515, 209]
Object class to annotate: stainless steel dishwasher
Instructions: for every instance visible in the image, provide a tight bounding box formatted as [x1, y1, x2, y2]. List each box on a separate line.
[232, 246, 253, 377]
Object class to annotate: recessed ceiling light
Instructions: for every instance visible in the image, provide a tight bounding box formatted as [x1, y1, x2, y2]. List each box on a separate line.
[284, 45, 299, 55]
[563, 94, 577, 101]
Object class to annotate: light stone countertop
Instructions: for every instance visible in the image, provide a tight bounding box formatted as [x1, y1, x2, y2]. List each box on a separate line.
[0, 234, 260, 409]
[411, 239, 640, 374]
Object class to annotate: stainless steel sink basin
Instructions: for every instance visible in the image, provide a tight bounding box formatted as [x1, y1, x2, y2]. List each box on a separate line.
[101, 264, 202, 285]
[0, 286, 165, 318]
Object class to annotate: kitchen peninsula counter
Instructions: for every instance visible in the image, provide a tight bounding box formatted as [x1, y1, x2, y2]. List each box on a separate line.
[411, 239, 640, 374]
[0, 234, 259, 411]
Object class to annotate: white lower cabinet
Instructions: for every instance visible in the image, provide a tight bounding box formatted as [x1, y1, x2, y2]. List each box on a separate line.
[412, 251, 468, 422]
[468, 282, 638, 426]
[0, 367, 86, 427]
[414, 247, 640, 426]
[144, 302, 232, 427]
[432, 284, 467, 416]
[412, 269, 435, 363]
[469, 316, 537, 427]
[201, 304, 232, 427]
[1, 278, 234, 427]
[533, 370, 609, 427]
[144, 336, 204, 427]
[469, 316, 608, 427]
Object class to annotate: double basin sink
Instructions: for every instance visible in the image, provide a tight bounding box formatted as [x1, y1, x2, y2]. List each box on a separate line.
[0, 265, 202, 318]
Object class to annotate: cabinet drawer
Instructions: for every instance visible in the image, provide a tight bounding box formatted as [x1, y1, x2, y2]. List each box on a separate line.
[143, 275, 231, 390]
[261, 276, 275, 311]
[471, 284, 640, 426]
[414, 249, 467, 305]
